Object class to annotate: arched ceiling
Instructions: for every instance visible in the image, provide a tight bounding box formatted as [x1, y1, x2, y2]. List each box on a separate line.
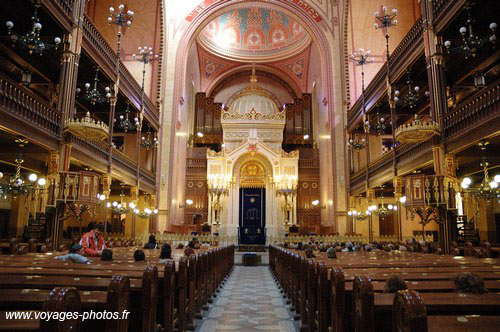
[197, 7, 311, 62]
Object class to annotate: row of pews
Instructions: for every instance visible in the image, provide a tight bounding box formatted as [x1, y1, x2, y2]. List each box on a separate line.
[0, 245, 234, 332]
[269, 245, 500, 332]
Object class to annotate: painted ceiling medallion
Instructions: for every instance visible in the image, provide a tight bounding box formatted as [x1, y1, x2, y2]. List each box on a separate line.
[197, 7, 311, 62]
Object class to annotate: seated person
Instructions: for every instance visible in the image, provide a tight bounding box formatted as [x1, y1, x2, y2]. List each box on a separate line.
[193, 243, 201, 249]
[55, 244, 91, 264]
[187, 237, 199, 248]
[201, 242, 210, 249]
[342, 242, 354, 252]
[80, 223, 106, 257]
[101, 249, 113, 261]
[305, 248, 315, 258]
[159, 244, 172, 263]
[326, 247, 337, 259]
[134, 249, 146, 262]
[454, 273, 488, 294]
[176, 243, 184, 249]
[144, 235, 159, 249]
[184, 247, 195, 257]
[384, 275, 408, 293]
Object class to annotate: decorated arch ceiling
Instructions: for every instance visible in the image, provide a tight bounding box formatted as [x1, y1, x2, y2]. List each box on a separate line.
[197, 7, 312, 63]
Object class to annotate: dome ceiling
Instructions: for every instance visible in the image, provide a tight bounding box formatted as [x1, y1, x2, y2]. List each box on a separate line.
[197, 7, 311, 62]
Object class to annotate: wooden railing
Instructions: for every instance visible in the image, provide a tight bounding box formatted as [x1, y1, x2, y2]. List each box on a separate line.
[0, 77, 61, 137]
[432, 0, 467, 31]
[68, 134, 109, 162]
[112, 149, 138, 179]
[443, 81, 500, 139]
[367, 151, 393, 174]
[395, 140, 433, 162]
[82, 15, 117, 73]
[139, 166, 156, 193]
[347, 18, 425, 130]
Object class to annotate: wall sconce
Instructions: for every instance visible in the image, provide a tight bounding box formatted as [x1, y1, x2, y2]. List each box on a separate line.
[311, 199, 319, 206]
[303, 134, 310, 140]
[197, 132, 204, 138]
[473, 72, 486, 90]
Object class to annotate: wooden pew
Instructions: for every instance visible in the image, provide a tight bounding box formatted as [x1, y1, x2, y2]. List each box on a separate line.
[0, 287, 81, 332]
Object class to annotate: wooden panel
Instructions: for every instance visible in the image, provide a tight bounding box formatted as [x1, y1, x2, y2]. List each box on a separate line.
[297, 149, 320, 232]
[184, 148, 208, 228]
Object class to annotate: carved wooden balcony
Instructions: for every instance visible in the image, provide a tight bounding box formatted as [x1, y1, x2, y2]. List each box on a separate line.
[46, 171, 100, 206]
[112, 149, 139, 184]
[139, 166, 156, 194]
[0, 76, 61, 149]
[347, 18, 425, 132]
[67, 133, 110, 173]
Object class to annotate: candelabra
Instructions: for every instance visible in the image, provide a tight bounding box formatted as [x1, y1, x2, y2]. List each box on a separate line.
[351, 48, 375, 133]
[374, 5, 398, 144]
[77, 68, 111, 105]
[5, 2, 61, 56]
[207, 174, 232, 198]
[347, 209, 369, 221]
[134, 207, 159, 219]
[444, 5, 496, 59]
[116, 101, 139, 132]
[108, 4, 134, 60]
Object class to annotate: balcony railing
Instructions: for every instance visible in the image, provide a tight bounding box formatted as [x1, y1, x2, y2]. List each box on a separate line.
[139, 166, 156, 193]
[112, 149, 138, 180]
[0, 77, 61, 137]
[444, 81, 500, 140]
[82, 15, 117, 74]
[68, 134, 109, 163]
[347, 18, 424, 130]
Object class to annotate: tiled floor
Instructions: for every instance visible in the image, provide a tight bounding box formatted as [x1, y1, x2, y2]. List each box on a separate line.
[195, 266, 298, 332]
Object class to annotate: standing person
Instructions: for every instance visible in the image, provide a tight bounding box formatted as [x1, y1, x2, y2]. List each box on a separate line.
[80, 223, 106, 257]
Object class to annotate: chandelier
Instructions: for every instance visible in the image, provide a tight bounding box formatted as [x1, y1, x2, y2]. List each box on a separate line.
[347, 209, 369, 221]
[374, 6, 398, 31]
[134, 207, 159, 219]
[347, 133, 366, 150]
[0, 139, 46, 198]
[109, 185, 130, 215]
[116, 101, 139, 132]
[5, 3, 61, 56]
[444, 5, 496, 59]
[461, 142, 500, 202]
[395, 114, 440, 144]
[141, 124, 159, 149]
[64, 111, 109, 141]
[394, 70, 430, 110]
[77, 68, 111, 105]
[367, 112, 386, 135]
[371, 188, 397, 218]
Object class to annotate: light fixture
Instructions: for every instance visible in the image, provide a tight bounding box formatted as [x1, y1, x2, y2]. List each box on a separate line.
[106, 202, 111, 208]
[394, 69, 429, 110]
[347, 209, 368, 221]
[350, 48, 374, 134]
[186, 199, 193, 205]
[112, 184, 130, 215]
[399, 196, 407, 204]
[347, 133, 366, 150]
[372, 186, 396, 218]
[116, 101, 139, 133]
[197, 132, 204, 138]
[141, 124, 159, 149]
[108, 4, 134, 60]
[5, 3, 61, 56]
[77, 67, 110, 105]
[21, 69, 32, 86]
[0, 139, 46, 198]
[473, 72, 486, 89]
[303, 134, 310, 140]
[128, 202, 136, 209]
[444, 4, 496, 59]
[461, 141, 500, 202]
[311, 199, 319, 206]
[368, 112, 386, 135]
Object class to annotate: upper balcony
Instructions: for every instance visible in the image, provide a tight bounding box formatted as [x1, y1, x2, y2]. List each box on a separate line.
[40, 0, 160, 131]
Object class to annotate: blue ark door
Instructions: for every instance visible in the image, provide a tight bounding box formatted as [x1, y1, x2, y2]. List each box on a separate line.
[239, 188, 266, 245]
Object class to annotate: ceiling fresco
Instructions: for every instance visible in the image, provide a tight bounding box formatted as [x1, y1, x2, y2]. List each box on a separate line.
[197, 7, 311, 62]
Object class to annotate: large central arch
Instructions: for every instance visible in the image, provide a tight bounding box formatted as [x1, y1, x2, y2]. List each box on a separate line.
[162, 0, 340, 231]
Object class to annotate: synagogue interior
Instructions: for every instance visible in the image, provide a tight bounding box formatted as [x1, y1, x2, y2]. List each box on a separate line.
[0, 0, 499, 331]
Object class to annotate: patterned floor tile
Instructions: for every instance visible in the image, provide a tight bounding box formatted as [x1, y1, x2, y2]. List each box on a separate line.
[195, 266, 298, 332]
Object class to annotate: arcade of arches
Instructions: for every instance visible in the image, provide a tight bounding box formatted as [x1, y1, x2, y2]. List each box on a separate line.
[0, 0, 498, 251]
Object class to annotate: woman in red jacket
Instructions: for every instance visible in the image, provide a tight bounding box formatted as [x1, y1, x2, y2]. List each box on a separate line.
[80, 223, 106, 257]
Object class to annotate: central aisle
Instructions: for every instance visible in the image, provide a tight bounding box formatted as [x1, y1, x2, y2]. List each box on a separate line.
[196, 266, 298, 332]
